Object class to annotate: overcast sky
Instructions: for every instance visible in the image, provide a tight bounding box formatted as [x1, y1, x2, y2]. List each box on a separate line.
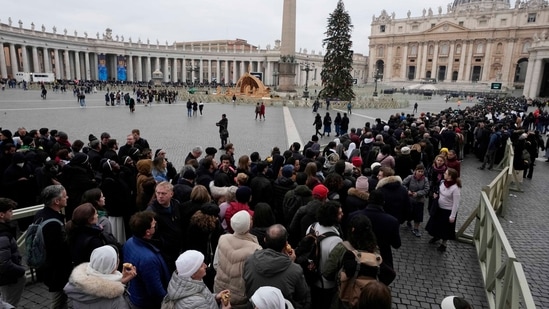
[3, 0, 452, 55]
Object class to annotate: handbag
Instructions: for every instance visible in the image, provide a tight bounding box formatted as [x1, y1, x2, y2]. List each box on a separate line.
[378, 262, 397, 286]
[203, 233, 216, 291]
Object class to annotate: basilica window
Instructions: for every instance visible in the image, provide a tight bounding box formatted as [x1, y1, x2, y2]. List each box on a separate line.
[440, 44, 449, 55]
[428, 45, 434, 55]
[500, 19, 507, 26]
[527, 13, 536, 23]
[380, 25, 386, 33]
[377, 46, 385, 57]
[496, 43, 503, 54]
[410, 45, 418, 56]
[476, 43, 484, 54]
[412, 25, 419, 31]
[396, 47, 401, 56]
[456, 44, 462, 54]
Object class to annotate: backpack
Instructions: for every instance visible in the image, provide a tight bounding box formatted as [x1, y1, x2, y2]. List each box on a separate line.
[283, 193, 305, 226]
[364, 145, 381, 167]
[337, 241, 382, 309]
[25, 217, 64, 269]
[295, 223, 338, 285]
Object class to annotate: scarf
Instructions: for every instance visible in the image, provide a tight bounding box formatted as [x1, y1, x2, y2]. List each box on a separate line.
[432, 164, 447, 182]
[443, 180, 456, 188]
[414, 173, 425, 181]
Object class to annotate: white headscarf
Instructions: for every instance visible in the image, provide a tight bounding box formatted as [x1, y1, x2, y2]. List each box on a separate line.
[251, 286, 286, 309]
[345, 142, 356, 159]
[86, 245, 123, 282]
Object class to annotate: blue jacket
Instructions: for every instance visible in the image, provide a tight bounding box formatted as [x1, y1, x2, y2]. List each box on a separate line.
[123, 236, 170, 309]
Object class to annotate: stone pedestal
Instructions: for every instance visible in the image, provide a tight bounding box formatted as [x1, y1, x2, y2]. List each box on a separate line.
[277, 62, 296, 93]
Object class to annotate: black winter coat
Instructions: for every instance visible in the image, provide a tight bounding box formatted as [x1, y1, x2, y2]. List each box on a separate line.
[0, 221, 25, 285]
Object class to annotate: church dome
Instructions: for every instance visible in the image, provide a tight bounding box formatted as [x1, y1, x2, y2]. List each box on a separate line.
[452, 0, 510, 10]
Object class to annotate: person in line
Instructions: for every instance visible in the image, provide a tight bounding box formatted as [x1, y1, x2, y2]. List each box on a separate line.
[440, 295, 472, 309]
[0, 198, 26, 308]
[249, 286, 295, 309]
[63, 245, 137, 308]
[33, 185, 73, 309]
[123, 211, 171, 309]
[244, 224, 311, 309]
[358, 281, 392, 309]
[164, 250, 231, 309]
[214, 210, 262, 309]
[426, 168, 461, 252]
[402, 164, 430, 237]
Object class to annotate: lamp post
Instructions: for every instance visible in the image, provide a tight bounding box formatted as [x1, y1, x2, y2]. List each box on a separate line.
[272, 71, 279, 90]
[301, 61, 315, 99]
[373, 69, 380, 97]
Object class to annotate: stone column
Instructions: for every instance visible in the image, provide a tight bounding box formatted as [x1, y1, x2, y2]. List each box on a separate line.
[21, 45, 30, 73]
[457, 41, 467, 81]
[446, 42, 455, 81]
[127, 56, 134, 82]
[172, 58, 177, 83]
[32, 46, 40, 72]
[64, 50, 71, 80]
[208, 59, 212, 82]
[233, 60, 238, 83]
[54, 49, 61, 78]
[146, 57, 152, 81]
[224, 60, 229, 85]
[199, 59, 204, 83]
[523, 57, 541, 98]
[463, 42, 473, 82]
[9, 44, 18, 76]
[85, 52, 91, 80]
[481, 40, 493, 81]
[419, 43, 428, 79]
[74, 51, 81, 80]
[0, 42, 8, 78]
[163, 57, 169, 82]
[401, 45, 408, 80]
[278, 0, 297, 92]
[43, 48, 51, 73]
[137, 56, 143, 82]
[431, 42, 439, 80]
[501, 39, 515, 86]
[216, 59, 221, 83]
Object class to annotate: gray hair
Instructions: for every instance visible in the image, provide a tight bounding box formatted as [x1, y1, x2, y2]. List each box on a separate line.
[192, 146, 203, 154]
[179, 164, 196, 175]
[41, 185, 65, 207]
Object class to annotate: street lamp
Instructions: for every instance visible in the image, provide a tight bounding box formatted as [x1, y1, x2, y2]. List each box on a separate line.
[373, 69, 381, 97]
[300, 60, 315, 99]
[272, 71, 279, 90]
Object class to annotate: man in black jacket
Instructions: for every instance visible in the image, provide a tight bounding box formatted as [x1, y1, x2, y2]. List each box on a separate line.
[33, 185, 73, 309]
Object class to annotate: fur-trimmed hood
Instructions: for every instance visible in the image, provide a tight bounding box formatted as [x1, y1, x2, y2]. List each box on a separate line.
[64, 263, 126, 302]
[347, 187, 369, 201]
[375, 175, 403, 189]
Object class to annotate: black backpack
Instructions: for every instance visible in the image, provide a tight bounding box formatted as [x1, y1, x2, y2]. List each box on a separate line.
[295, 223, 338, 285]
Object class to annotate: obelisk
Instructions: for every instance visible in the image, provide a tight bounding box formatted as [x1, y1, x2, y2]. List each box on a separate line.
[278, 0, 297, 93]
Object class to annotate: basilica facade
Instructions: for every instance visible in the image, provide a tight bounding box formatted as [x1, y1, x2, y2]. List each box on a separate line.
[368, 0, 549, 98]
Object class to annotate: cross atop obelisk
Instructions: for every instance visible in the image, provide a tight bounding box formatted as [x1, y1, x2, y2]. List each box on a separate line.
[277, 0, 297, 93]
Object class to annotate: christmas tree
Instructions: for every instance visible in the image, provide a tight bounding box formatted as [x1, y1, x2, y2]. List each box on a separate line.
[320, 0, 355, 101]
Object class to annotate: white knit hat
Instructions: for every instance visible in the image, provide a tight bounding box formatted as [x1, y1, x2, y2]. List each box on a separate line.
[175, 250, 204, 278]
[231, 210, 251, 235]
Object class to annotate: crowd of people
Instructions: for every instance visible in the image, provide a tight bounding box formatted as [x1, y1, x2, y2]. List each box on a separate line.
[0, 95, 545, 309]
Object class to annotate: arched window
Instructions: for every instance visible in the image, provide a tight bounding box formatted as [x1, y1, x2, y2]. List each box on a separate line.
[428, 45, 434, 55]
[396, 46, 401, 56]
[455, 44, 462, 54]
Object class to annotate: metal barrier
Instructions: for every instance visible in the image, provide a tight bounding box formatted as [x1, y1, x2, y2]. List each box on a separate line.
[474, 191, 536, 309]
[456, 139, 536, 308]
[13, 204, 44, 249]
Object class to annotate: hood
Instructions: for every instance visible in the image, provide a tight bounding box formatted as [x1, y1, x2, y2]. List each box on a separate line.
[63, 263, 125, 302]
[136, 159, 152, 175]
[375, 175, 403, 190]
[275, 176, 295, 187]
[347, 188, 369, 201]
[249, 249, 292, 277]
[166, 274, 212, 303]
[294, 185, 312, 197]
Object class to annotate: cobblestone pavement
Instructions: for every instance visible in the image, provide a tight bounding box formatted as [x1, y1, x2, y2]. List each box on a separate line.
[1, 89, 545, 308]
